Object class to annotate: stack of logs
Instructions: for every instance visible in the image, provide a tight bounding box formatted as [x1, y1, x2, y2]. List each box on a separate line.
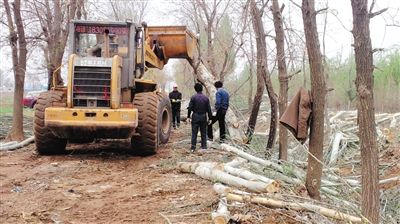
[178, 144, 365, 223]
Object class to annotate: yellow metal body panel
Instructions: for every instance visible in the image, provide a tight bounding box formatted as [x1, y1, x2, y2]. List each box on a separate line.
[67, 54, 77, 108]
[144, 44, 165, 69]
[110, 55, 122, 109]
[45, 107, 138, 128]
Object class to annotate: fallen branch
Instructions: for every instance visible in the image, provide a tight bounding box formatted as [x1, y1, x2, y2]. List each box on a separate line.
[379, 176, 400, 185]
[226, 193, 363, 223]
[0, 136, 34, 151]
[212, 197, 230, 224]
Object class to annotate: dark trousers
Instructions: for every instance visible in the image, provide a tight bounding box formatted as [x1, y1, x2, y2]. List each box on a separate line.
[207, 109, 227, 141]
[191, 113, 207, 149]
[172, 108, 180, 127]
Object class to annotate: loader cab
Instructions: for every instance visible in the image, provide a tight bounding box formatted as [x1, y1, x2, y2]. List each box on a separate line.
[69, 20, 144, 91]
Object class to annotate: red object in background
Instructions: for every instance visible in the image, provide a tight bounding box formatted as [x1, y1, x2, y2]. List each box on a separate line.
[22, 91, 43, 108]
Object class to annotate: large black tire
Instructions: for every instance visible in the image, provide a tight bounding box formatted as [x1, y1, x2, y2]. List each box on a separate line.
[157, 92, 172, 144]
[131, 92, 172, 155]
[33, 91, 67, 155]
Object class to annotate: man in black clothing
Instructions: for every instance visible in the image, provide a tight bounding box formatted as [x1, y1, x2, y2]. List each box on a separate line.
[169, 84, 182, 128]
[187, 83, 212, 152]
[208, 81, 229, 142]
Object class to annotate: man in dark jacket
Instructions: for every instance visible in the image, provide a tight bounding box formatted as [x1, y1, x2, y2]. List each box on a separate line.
[208, 81, 229, 142]
[169, 84, 182, 128]
[187, 83, 212, 152]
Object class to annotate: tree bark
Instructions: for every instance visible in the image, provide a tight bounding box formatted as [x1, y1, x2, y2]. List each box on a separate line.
[271, 0, 288, 160]
[301, 0, 326, 200]
[246, 66, 265, 142]
[4, 0, 27, 141]
[249, 0, 278, 150]
[350, 0, 379, 222]
[32, 0, 78, 89]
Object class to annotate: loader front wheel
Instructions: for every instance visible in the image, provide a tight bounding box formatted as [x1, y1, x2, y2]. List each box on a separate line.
[131, 92, 172, 155]
[33, 91, 67, 155]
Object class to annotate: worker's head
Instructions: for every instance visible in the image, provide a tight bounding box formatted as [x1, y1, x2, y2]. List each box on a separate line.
[173, 84, 178, 91]
[214, 81, 223, 88]
[194, 83, 203, 93]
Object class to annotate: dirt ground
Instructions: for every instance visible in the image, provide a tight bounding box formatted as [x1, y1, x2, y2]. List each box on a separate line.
[0, 124, 224, 224]
[1, 116, 398, 223]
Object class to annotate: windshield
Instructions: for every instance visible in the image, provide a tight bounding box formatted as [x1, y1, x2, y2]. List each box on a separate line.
[74, 24, 129, 58]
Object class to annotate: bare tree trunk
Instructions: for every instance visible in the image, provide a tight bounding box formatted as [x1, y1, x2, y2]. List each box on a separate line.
[4, 0, 27, 141]
[250, 0, 278, 150]
[301, 0, 326, 200]
[246, 69, 265, 141]
[350, 0, 379, 222]
[271, 0, 288, 160]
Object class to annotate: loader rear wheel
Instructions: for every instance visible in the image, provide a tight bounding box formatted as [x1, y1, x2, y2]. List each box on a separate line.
[131, 92, 172, 155]
[33, 91, 67, 155]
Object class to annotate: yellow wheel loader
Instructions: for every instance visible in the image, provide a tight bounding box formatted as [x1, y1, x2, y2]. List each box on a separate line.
[34, 21, 197, 155]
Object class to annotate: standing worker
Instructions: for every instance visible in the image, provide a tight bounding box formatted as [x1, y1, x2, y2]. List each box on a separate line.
[187, 83, 212, 152]
[208, 81, 229, 142]
[169, 84, 182, 129]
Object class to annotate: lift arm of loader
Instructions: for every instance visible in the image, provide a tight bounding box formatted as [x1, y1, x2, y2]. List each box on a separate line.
[143, 26, 197, 70]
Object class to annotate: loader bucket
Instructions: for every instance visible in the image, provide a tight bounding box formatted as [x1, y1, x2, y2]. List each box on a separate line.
[147, 26, 197, 60]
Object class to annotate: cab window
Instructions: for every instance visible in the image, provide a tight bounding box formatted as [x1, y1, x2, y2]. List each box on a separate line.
[74, 24, 129, 58]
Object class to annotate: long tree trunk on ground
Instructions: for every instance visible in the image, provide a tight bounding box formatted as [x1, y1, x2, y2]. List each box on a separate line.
[4, 0, 27, 141]
[250, 0, 278, 149]
[350, 0, 379, 222]
[301, 0, 326, 200]
[271, 0, 288, 160]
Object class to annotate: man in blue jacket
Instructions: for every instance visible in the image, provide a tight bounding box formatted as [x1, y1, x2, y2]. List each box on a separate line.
[208, 81, 229, 142]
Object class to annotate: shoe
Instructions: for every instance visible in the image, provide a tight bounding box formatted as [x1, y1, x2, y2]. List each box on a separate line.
[190, 148, 195, 153]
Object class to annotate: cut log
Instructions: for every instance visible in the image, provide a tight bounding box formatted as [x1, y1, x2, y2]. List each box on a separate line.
[225, 157, 248, 168]
[221, 144, 283, 172]
[178, 162, 280, 193]
[221, 144, 305, 179]
[223, 165, 276, 186]
[226, 193, 363, 223]
[211, 197, 230, 224]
